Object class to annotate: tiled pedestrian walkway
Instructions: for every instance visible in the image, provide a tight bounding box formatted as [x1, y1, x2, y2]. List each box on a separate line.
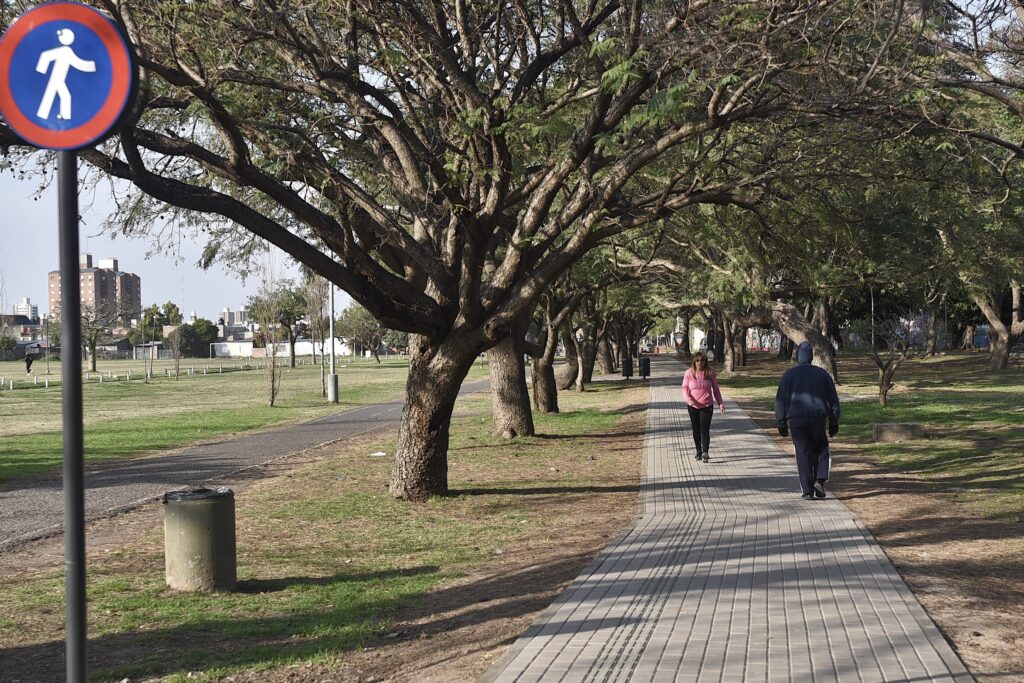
[482, 357, 972, 683]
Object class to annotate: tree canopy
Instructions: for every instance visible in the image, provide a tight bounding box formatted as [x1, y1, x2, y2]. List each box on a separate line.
[2, 1, 1020, 498]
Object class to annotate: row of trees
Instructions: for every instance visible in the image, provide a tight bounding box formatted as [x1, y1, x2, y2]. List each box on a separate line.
[1, 1, 1021, 500]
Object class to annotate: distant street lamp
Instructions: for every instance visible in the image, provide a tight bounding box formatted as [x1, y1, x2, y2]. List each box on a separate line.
[327, 285, 338, 403]
[152, 315, 159, 376]
[44, 316, 51, 375]
[870, 285, 875, 350]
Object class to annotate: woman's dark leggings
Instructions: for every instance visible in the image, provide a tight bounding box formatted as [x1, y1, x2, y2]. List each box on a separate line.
[687, 405, 714, 455]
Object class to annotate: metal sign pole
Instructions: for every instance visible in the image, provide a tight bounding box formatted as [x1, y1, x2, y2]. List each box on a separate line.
[0, 5, 140, 682]
[58, 149, 87, 683]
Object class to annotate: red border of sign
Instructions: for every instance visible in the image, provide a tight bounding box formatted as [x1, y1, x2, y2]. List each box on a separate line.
[0, 2, 135, 150]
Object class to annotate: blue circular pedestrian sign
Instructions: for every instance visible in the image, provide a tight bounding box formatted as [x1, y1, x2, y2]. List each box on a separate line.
[0, 2, 137, 150]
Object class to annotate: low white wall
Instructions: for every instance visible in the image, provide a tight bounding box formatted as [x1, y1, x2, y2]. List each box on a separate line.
[212, 339, 354, 358]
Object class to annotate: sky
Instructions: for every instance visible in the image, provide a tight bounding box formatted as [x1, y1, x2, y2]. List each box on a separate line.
[0, 171, 348, 321]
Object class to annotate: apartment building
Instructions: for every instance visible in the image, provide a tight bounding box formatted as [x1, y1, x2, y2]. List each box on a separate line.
[11, 297, 39, 322]
[48, 254, 142, 323]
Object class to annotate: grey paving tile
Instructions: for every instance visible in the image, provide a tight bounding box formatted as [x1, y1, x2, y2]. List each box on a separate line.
[479, 358, 974, 683]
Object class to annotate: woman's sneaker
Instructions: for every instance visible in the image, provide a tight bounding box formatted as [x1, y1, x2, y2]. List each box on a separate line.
[694, 452, 702, 461]
[813, 480, 826, 498]
[702, 452, 710, 462]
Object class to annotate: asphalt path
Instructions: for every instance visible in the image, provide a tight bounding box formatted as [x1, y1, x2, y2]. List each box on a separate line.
[0, 378, 491, 552]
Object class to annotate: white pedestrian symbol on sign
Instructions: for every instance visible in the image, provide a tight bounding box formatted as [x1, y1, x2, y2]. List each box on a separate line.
[34, 28, 96, 121]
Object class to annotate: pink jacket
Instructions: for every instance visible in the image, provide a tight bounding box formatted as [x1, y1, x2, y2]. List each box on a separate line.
[682, 368, 723, 409]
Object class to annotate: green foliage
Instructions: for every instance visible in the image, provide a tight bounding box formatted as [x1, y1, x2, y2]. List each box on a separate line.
[0, 336, 16, 352]
[382, 328, 409, 352]
[600, 52, 645, 93]
[248, 282, 305, 337]
[190, 319, 219, 354]
[139, 304, 167, 341]
[170, 319, 219, 357]
[162, 301, 184, 326]
[336, 304, 385, 356]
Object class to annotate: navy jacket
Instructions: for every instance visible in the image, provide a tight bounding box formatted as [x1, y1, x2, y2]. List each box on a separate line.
[775, 343, 840, 429]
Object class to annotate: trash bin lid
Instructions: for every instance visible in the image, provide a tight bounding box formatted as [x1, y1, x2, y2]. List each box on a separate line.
[162, 487, 233, 503]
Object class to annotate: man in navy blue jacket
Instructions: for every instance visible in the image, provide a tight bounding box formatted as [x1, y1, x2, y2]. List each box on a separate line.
[775, 342, 841, 499]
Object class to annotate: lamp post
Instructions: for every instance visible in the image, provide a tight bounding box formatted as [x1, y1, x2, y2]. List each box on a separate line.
[327, 285, 338, 403]
[870, 285, 875, 350]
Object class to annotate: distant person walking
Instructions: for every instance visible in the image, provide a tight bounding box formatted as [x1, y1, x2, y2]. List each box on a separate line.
[682, 351, 725, 462]
[775, 342, 840, 499]
[25, 350, 35, 375]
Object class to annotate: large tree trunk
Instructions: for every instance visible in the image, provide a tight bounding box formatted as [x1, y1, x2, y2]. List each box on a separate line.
[734, 324, 747, 367]
[530, 315, 561, 414]
[923, 302, 939, 358]
[597, 335, 616, 374]
[733, 302, 838, 381]
[773, 303, 838, 381]
[778, 336, 792, 359]
[921, 283, 943, 358]
[677, 313, 692, 358]
[611, 325, 626, 371]
[970, 283, 1023, 370]
[288, 332, 297, 368]
[390, 333, 478, 501]
[961, 324, 976, 351]
[571, 324, 586, 392]
[989, 332, 1011, 370]
[488, 326, 535, 438]
[87, 342, 97, 372]
[556, 325, 578, 390]
[721, 311, 736, 373]
[581, 333, 596, 384]
[532, 357, 559, 413]
[814, 297, 840, 348]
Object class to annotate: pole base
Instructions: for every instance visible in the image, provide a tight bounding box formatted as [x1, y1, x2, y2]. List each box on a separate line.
[327, 373, 339, 403]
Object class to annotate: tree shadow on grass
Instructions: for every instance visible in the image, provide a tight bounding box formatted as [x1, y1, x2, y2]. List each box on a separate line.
[237, 565, 440, 593]
[0, 553, 628, 683]
[451, 484, 640, 497]
[533, 430, 646, 441]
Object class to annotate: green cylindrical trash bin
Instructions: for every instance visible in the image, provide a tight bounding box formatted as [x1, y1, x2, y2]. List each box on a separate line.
[163, 487, 237, 592]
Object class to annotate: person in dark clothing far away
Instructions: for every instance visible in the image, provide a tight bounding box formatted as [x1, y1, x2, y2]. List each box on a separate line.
[775, 342, 840, 499]
[25, 350, 35, 375]
[682, 351, 725, 462]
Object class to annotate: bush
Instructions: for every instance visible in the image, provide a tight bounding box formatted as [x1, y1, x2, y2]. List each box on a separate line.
[0, 336, 17, 353]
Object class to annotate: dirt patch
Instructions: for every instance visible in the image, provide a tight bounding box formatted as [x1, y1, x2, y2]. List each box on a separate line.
[735, 393, 1024, 683]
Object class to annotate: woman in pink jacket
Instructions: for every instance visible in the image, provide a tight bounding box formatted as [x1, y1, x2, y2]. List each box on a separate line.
[682, 351, 725, 462]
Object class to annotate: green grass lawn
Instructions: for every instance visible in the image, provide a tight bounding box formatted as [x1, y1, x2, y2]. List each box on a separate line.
[0, 355, 491, 484]
[720, 351, 1024, 519]
[0, 380, 646, 682]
